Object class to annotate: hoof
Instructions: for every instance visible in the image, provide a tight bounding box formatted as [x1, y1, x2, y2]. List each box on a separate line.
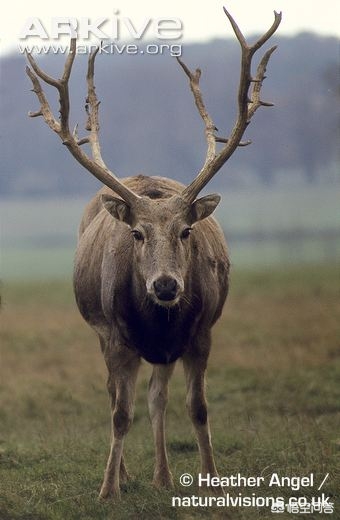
[152, 472, 174, 490]
[199, 473, 226, 496]
[99, 483, 121, 500]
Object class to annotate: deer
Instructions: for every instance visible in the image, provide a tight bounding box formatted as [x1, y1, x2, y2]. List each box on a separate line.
[26, 7, 281, 499]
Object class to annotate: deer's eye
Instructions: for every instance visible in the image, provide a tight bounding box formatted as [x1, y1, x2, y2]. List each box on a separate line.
[131, 229, 144, 241]
[180, 227, 192, 240]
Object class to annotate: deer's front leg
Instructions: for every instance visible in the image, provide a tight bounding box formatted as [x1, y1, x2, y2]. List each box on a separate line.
[99, 346, 140, 500]
[148, 363, 176, 488]
[183, 349, 218, 479]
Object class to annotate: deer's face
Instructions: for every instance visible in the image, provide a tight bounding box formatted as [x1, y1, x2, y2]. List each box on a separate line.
[102, 193, 220, 307]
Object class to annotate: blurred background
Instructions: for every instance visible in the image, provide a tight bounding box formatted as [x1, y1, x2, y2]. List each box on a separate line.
[1, 1, 339, 279]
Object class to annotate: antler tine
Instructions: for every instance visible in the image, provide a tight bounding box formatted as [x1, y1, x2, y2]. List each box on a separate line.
[176, 58, 217, 168]
[26, 39, 139, 205]
[26, 65, 61, 133]
[180, 8, 282, 203]
[27, 39, 76, 136]
[248, 46, 277, 118]
[85, 46, 110, 171]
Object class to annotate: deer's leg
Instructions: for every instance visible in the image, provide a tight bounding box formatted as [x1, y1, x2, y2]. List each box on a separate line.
[99, 346, 140, 500]
[98, 334, 129, 484]
[148, 363, 175, 488]
[104, 375, 130, 484]
[183, 347, 218, 478]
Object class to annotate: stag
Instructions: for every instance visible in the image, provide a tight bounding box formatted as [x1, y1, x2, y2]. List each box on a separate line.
[26, 8, 281, 499]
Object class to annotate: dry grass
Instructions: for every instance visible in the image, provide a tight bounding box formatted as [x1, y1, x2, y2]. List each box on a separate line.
[1, 265, 339, 519]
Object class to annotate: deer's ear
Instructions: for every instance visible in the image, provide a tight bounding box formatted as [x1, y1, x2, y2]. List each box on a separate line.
[189, 194, 221, 223]
[101, 194, 133, 225]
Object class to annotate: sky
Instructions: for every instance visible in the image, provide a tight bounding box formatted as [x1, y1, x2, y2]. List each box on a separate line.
[1, 0, 339, 55]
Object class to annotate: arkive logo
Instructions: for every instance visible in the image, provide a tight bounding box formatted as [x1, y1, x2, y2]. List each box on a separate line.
[19, 10, 183, 41]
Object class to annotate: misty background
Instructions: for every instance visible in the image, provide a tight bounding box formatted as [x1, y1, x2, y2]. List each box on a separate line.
[1, 32, 339, 278]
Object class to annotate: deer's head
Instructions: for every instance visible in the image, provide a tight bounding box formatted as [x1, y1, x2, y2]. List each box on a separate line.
[26, 7, 281, 307]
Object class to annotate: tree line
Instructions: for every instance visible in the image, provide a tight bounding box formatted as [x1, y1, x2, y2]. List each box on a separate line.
[1, 32, 338, 198]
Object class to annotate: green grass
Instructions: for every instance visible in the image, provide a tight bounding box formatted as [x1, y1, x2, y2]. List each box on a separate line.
[3, 234, 339, 280]
[1, 265, 340, 519]
[2, 185, 340, 279]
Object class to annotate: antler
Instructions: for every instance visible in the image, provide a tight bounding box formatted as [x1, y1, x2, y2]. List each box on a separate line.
[26, 39, 139, 206]
[178, 7, 282, 203]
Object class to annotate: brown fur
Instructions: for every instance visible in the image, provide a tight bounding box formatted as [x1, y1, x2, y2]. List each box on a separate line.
[73, 175, 230, 498]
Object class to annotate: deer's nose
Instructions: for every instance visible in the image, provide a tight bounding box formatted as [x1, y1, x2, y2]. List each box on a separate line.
[153, 276, 178, 301]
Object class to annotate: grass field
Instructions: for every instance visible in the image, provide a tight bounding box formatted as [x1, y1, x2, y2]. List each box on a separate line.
[1, 265, 340, 519]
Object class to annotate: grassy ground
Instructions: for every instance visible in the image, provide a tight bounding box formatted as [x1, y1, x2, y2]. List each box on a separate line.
[0, 265, 339, 519]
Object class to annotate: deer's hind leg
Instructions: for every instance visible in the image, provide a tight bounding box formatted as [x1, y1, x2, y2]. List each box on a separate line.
[183, 333, 218, 479]
[148, 363, 176, 488]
